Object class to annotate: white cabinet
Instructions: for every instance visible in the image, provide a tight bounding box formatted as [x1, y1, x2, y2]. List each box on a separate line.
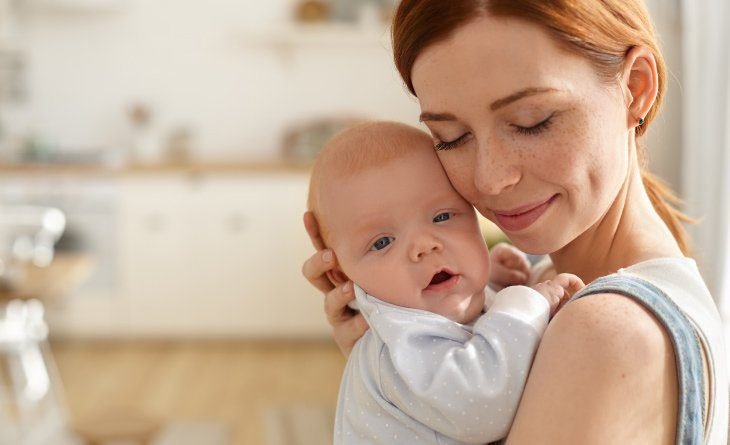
[117, 172, 329, 337]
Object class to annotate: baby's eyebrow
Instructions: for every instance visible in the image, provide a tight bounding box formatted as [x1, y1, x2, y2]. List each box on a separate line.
[351, 217, 382, 241]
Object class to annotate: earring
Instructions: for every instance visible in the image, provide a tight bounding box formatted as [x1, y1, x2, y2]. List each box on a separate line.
[630, 111, 645, 127]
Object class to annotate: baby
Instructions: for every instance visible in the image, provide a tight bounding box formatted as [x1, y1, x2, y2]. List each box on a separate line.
[308, 121, 583, 444]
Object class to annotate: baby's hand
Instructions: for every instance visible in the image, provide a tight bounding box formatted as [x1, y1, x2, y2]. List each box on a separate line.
[531, 273, 585, 317]
[488, 243, 531, 290]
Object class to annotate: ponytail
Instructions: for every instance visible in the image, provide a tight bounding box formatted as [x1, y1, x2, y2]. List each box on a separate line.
[641, 169, 695, 256]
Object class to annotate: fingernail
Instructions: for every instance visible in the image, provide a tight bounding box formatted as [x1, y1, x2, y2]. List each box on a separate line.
[322, 250, 333, 262]
[343, 282, 351, 293]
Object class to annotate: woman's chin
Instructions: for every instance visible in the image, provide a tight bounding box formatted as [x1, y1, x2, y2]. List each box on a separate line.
[508, 232, 566, 257]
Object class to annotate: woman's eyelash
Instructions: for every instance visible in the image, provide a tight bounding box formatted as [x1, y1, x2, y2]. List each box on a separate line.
[433, 113, 555, 150]
[514, 114, 555, 136]
[434, 135, 467, 151]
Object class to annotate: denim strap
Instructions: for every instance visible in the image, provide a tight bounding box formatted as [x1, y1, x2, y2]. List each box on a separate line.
[570, 275, 706, 445]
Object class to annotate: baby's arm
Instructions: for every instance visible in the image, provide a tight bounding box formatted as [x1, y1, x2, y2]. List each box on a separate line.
[371, 286, 552, 443]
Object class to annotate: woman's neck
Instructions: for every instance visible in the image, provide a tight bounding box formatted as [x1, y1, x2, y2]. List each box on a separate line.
[549, 152, 684, 284]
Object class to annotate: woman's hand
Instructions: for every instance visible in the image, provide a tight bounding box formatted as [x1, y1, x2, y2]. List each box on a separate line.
[302, 211, 369, 356]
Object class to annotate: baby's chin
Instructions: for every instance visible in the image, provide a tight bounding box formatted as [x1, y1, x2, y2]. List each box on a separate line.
[440, 292, 486, 324]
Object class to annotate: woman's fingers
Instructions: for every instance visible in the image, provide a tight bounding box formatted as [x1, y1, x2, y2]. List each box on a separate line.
[333, 313, 369, 357]
[302, 249, 337, 294]
[302, 211, 337, 292]
[324, 281, 368, 356]
[324, 281, 355, 323]
[302, 211, 369, 356]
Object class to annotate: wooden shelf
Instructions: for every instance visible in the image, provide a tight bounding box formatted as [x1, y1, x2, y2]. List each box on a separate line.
[24, 0, 127, 14]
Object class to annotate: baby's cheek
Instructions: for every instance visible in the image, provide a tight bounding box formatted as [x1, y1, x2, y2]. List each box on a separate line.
[352, 259, 409, 301]
[470, 238, 492, 288]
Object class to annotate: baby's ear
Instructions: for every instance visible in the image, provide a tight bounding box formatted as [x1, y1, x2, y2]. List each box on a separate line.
[327, 267, 350, 287]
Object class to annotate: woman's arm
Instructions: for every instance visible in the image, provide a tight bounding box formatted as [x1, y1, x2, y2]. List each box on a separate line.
[505, 293, 678, 444]
[302, 211, 368, 356]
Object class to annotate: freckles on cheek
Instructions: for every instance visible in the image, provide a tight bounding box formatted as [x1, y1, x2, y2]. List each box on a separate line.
[552, 113, 596, 176]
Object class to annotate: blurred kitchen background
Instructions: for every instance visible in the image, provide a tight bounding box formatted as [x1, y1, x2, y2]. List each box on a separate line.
[0, 0, 727, 444]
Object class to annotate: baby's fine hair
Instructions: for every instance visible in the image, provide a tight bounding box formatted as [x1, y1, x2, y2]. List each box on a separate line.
[307, 121, 434, 242]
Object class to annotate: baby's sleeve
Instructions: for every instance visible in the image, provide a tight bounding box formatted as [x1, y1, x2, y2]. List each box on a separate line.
[374, 286, 549, 443]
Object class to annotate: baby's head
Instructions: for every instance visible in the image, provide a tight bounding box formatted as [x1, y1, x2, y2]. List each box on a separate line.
[308, 121, 491, 323]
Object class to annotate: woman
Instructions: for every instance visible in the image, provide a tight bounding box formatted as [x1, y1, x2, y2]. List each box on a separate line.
[302, 0, 728, 443]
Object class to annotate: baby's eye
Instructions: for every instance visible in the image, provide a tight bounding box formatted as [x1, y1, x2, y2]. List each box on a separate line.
[433, 212, 452, 223]
[371, 236, 394, 251]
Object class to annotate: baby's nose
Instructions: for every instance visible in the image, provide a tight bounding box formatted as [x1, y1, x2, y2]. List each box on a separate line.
[409, 235, 443, 262]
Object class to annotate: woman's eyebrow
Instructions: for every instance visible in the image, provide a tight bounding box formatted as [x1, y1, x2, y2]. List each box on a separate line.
[419, 87, 560, 122]
[490, 87, 559, 111]
[419, 111, 456, 123]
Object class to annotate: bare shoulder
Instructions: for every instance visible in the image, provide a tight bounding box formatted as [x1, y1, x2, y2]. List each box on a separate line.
[548, 292, 672, 362]
[506, 293, 678, 444]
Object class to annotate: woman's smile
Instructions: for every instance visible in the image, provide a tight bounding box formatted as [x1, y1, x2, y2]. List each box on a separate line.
[492, 194, 559, 232]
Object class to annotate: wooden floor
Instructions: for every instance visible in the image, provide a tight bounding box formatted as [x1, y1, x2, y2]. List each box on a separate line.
[50, 339, 347, 445]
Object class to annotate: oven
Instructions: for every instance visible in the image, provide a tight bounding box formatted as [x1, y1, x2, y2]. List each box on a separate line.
[0, 175, 118, 298]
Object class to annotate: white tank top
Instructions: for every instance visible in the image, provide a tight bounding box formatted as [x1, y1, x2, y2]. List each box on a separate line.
[616, 258, 728, 444]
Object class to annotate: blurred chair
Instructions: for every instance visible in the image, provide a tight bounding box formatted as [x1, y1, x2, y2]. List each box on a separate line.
[0, 205, 160, 444]
[0, 205, 78, 444]
[0, 298, 76, 444]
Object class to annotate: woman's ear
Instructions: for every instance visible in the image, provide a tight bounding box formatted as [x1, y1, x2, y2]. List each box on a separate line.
[326, 267, 350, 287]
[621, 45, 659, 128]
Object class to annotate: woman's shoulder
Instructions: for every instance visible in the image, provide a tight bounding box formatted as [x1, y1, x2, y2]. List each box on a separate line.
[548, 256, 709, 361]
[546, 290, 672, 368]
[505, 292, 678, 443]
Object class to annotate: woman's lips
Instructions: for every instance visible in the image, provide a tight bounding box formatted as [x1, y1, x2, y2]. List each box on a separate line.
[493, 195, 558, 232]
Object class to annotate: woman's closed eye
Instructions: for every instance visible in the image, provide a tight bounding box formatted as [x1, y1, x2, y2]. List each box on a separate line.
[513, 113, 555, 136]
[371, 236, 395, 251]
[434, 133, 470, 151]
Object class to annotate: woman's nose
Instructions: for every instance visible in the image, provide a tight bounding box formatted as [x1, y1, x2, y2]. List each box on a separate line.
[472, 138, 521, 195]
[408, 233, 443, 262]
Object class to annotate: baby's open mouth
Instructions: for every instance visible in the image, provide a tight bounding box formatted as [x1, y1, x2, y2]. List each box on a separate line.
[429, 270, 453, 286]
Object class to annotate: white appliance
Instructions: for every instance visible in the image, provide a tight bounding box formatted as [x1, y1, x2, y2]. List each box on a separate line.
[0, 177, 118, 299]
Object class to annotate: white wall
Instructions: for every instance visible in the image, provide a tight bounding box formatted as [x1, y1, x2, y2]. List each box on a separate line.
[644, 0, 683, 192]
[14, 0, 419, 161]
[10, 0, 681, 188]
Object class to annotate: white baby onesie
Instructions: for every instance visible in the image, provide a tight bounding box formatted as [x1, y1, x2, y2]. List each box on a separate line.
[334, 284, 550, 444]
